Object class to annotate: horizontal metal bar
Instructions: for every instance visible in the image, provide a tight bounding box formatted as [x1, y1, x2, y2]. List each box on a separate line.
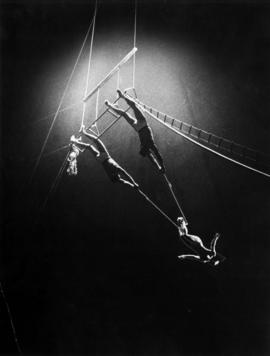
[83, 47, 138, 102]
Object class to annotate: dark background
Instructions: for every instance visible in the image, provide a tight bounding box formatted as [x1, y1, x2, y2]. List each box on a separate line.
[1, 0, 270, 355]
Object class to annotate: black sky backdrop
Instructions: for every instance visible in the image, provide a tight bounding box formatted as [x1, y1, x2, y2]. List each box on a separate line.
[1, 0, 270, 355]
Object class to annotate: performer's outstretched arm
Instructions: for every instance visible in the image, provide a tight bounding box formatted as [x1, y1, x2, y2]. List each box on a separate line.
[178, 254, 201, 262]
[70, 135, 99, 158]
[81, 126, 110, 156]
[105, 100, 137, 126]
[117, 89, 146, 125]
[118, 168, 139, 189]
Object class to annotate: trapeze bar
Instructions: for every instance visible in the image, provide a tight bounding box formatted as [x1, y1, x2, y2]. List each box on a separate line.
[98, 106, 131, 138]
[88, 96, 121, 129]
[98, 116, 120, 138]
[84, 47, 138, 102]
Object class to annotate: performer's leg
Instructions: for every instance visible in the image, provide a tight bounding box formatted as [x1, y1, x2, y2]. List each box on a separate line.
[117, 89, 146, 122]
[184, 233, 205, 247]
[179, 233, 212, 259]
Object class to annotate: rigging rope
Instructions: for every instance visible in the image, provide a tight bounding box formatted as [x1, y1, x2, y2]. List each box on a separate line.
[0, 282, 22, 354]
[40, 151, 70, 212]
[28, 9, 96, 186]
[29, 101, 82, 126]
[138, 189, 178, 229]
[117, 69, 120, 89]
[43, 144, 70, 158]
[81, 0, 98, 131]
[163, 174, 188, 223]
[94, 88, 100, 135]
[132, 0, 137, 89]
[130, 95, 270, 179]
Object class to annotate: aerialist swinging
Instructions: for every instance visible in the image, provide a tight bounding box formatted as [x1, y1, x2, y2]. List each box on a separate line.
[177, 217, 225, 266]
[105, 89, 166, 174]
[70, 125, 139, 189]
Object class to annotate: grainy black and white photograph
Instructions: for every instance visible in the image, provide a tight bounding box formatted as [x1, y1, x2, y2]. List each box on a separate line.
[1, 0, 270, 355]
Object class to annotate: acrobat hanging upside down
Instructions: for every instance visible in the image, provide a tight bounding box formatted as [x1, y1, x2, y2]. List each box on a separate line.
[177, 217, 225, 266]
[105, 89, 166, 174]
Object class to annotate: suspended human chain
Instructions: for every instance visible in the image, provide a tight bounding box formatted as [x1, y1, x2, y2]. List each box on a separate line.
[68, 89, 225, 266]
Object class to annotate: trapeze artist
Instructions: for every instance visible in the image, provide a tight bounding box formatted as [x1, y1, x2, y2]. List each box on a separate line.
[70, 125, 139, 189]
[105, 89, 166, 174]
[177, 217, 225, 266]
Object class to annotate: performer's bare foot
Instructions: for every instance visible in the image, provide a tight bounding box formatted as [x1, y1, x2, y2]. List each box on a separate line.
[117, 89, 124, 98]
[105, 100, 114, 109]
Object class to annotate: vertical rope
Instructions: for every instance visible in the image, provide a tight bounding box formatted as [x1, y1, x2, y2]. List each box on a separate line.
[40, 151, 70, 212]
[94, 89, 100, 135]
[132, 0, 137, 89]
[29, 13, 95, 187]
[117, 68, 120, 90]
[0, 282, 22, 354]
[163, 174, 188, 223]
[95, 89, 99, 121]
[81, 0, 98, 130]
